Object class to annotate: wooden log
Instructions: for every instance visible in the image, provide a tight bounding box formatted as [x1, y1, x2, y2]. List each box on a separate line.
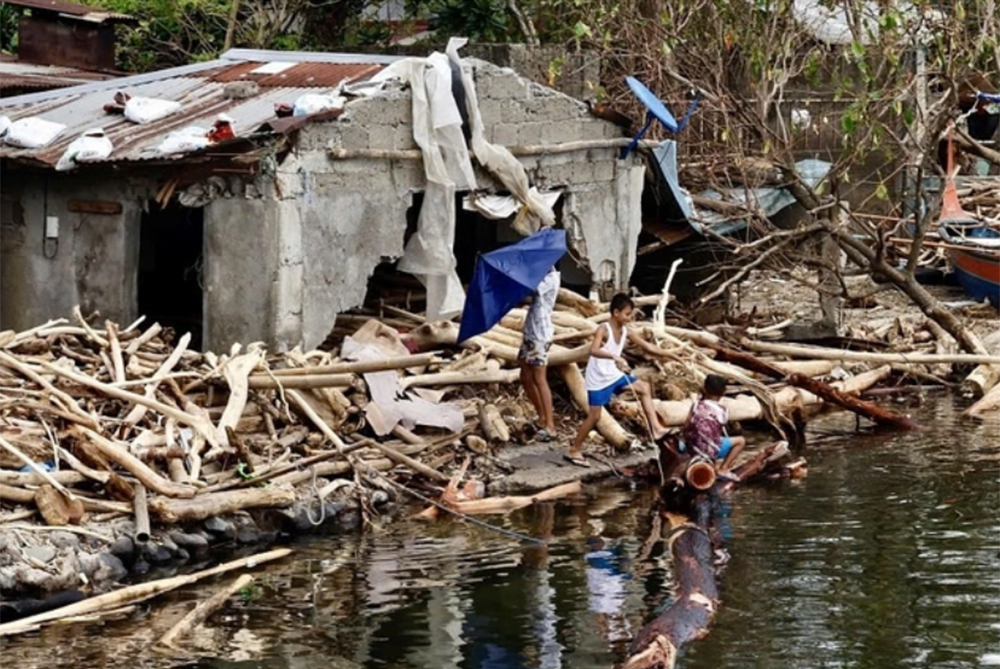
[963, 364, 1000, 399]
[76, 427, 195, 499]
[702, 340, 918, 430]
[0, 436, 75, 498]
[452, 481, 582, 515]
[0, 352, 97, 427]
[556, 288, 600, 316]
[133, 484, 150, 543]
[124, 323, 163, 355]
[43, 359, 219, 448]
[149, 485, 296, 523]
[965, 381, 1000, 418]
[158, 573, 254, 648]
[624, 511, 717, 669]
[216, 351, 264, 448]
[268, 353, 439, 377]
[33, 485, 85, 526]
[401, 368, 519, 389]
[105, 321, 126, 384]
[557, 364, 630, 450]
[287, 389, 348, 452]
[245, 373, 354, 389]
[0, 470, 87, 487]
[742, 339, 1000, 366]
[123, 332, 191, 426]
[0, 482, 35, 503]
[0, 548, 291, 637]
[479, 403, 510, 443]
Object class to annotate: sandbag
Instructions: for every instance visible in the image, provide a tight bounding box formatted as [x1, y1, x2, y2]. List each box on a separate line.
[3, 117, 66, 149]
[55, 128, 113, 171]
[292, 93, 346, 117]
[156, 126, 210, 155]
[124, 96, 182, 124]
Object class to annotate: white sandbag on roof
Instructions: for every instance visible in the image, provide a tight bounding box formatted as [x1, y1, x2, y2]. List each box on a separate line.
[3, 117, 67, 149]
[124, 96, 182, 124]
[55, 128, 114, 171]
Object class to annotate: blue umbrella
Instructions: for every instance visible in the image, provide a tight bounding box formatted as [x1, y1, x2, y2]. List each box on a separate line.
[458, 228, 567, 343]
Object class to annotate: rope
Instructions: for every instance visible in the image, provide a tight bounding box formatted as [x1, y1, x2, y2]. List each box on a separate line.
[367, 468, 546, 545]
[625, 376, 666, 487]
[304, 466, 328, 527]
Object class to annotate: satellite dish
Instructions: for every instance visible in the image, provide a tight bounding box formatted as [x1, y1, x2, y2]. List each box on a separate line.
[621, 76, 700, 157]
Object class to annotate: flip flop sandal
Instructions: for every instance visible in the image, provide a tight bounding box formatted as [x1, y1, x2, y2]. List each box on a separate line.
[535, 429, 555, 443]
[563, 453, 591, 468]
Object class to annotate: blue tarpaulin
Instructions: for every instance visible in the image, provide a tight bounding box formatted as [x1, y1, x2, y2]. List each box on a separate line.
[457, 228, 567, 343]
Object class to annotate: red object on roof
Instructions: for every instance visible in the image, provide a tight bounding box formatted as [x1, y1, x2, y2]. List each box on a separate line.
[209, 62, 384, 88]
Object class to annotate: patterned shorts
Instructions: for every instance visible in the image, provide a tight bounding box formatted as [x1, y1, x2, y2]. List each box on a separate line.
[518, 337, 552, 367]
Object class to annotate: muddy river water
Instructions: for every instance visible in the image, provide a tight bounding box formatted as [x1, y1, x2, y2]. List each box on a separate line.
[4, 394, 998, 668]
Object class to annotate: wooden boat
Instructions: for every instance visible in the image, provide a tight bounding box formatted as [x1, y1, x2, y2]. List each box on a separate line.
[938, 225, 1000, 307]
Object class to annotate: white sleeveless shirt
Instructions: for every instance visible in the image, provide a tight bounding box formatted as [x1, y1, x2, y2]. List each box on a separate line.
[585, 322, 627, 391]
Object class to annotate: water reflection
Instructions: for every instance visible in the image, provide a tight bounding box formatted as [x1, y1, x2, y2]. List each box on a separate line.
[3, 396, 998, 669]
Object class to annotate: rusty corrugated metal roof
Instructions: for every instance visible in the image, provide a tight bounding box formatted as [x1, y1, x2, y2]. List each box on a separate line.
[0, 57, 116, 91]
[1, 0, 135, 22]
[209, 61, 384, 88]
[0, 50, 395, 167]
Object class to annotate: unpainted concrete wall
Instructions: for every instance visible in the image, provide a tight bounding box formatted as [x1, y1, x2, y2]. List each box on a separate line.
[0, 170, 147, 331]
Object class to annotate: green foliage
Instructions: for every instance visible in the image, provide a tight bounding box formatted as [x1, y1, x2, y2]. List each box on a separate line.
[0, 4, 18, 54]
[423, 0, 516, 43]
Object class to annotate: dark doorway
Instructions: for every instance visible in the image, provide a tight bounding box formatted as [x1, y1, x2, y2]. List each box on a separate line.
[138, 202, 204, 350]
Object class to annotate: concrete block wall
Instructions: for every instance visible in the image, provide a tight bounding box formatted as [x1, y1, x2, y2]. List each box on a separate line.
[0, 171, 149, 332]
[220, 60, 639, 351]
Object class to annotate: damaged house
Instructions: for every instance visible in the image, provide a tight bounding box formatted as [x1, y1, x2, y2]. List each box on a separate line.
[0, 43, 642, 351]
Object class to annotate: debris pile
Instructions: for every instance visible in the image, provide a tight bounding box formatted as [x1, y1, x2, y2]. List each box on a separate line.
[3, 289, 999, 598]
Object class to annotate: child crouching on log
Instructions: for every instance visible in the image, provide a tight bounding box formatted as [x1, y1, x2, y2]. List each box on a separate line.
[565, 293, 672, 468]
[683, 374, 746, 481]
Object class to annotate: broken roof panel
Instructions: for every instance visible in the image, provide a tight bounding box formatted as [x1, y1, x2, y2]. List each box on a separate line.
[647, 140, 832, 242]
[0, 49, 395, 167]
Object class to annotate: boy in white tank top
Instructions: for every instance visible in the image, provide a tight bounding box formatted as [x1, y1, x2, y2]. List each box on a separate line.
[566, 293, 672, 467]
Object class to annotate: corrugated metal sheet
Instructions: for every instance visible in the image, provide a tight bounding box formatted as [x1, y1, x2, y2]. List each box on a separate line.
[0, 59, 115, 91]
[209, 61, 384, 88]
[0, 51, 396, 167]
[2, 0, 134, 22]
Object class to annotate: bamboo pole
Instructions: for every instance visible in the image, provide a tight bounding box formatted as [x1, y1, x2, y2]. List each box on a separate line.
[742, 339, 1000, 366]
[158, 574, 254, 648]
[0, 548, 292, 637]
[133, 484, 150, 543]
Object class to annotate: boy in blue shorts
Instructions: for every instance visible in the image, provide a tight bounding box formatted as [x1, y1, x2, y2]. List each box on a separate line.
[565, 293, 672, 467]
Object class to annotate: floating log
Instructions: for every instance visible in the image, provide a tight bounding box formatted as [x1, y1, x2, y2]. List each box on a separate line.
[450, 481, 582, 515]
[624, 512, 717, 669]
[0, 548, 292, 637]
[965, 382, 1000, 418]
[158, 573, 254, 648]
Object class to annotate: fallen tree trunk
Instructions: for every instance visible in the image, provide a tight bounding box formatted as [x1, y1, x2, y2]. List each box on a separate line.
[741, 339, 1000, 366]
[148, 485, 296, 523]
[624, 512, 717, 669]
[705, 340, 918, 430]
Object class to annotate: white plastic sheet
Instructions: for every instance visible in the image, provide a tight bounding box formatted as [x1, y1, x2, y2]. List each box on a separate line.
[446, 37, 556, 235]
[3, 117, 66, 149]
[463, 188, 562, 220]
[373, 49, 477, 321]
[124, 96, 182, 124]
[0, 115, 10, 138]
[55, 128, 113, 171]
